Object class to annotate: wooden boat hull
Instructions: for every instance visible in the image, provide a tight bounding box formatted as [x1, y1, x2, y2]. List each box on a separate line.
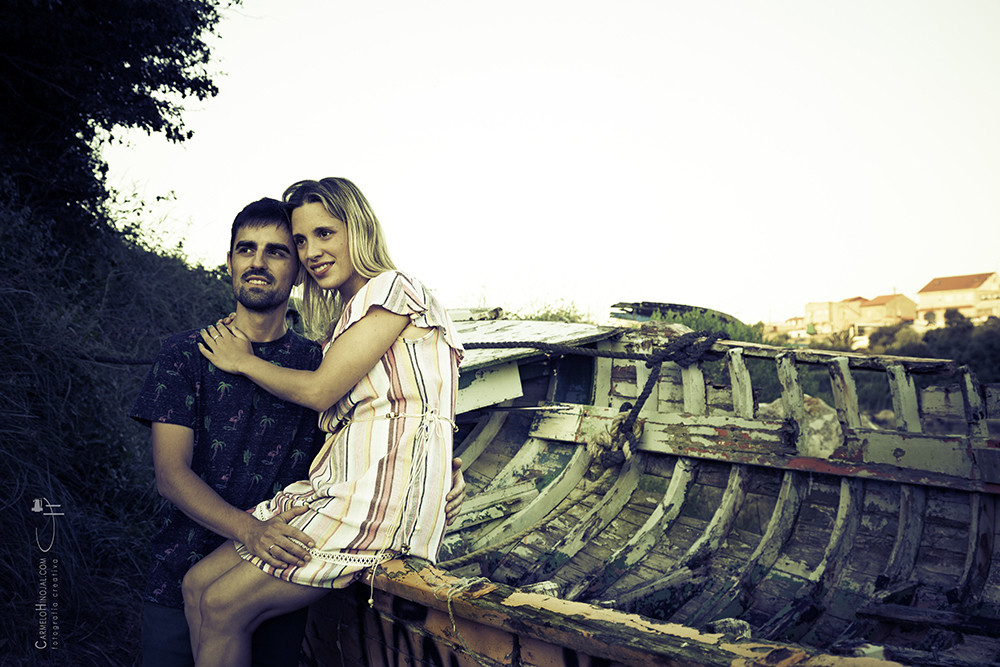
[303, 315, 1000, 667]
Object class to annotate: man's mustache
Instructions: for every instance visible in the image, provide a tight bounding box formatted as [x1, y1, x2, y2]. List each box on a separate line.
[242, 270, 274, 283]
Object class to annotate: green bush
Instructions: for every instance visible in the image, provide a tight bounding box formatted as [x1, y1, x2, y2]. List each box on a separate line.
[1, 196, 232, 664]
[511, 300, 597, 324]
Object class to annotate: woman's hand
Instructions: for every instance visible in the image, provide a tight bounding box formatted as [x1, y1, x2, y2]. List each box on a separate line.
[240, 506, 315, 568]
[445, 457, 466, 525]
[198, 322, 253, 374]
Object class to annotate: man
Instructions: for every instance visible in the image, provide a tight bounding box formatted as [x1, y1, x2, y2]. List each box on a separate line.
[131, 198, 464, 666]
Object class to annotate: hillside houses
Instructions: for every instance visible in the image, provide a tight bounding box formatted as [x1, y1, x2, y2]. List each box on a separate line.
[781, 272, 998, 347]
[916, 272, 1000, 326]
[861, 293, 919, 327]
[804, 294, 916, 335]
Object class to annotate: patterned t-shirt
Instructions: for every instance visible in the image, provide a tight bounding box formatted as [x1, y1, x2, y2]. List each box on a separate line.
[131, 328, 323, 608]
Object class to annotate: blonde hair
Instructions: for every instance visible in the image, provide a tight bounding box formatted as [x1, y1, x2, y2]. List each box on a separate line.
[283, 177, 396, 339]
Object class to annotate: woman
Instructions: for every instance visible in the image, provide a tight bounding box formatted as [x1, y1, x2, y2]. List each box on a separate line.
[184, 177, 463, 666]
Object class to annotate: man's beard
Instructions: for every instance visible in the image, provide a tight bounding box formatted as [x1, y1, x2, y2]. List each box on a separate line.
[234, 286, 286, 312]
[233, 271, 287, 313]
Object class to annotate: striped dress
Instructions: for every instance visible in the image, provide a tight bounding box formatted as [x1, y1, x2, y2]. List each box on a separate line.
[236, 271, 463, 587]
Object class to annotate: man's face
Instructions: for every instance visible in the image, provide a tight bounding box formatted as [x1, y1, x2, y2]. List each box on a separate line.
[227, 223, 299, 313]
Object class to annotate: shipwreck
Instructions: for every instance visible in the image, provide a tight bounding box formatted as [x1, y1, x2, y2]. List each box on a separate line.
[301, 307, 1000, 667]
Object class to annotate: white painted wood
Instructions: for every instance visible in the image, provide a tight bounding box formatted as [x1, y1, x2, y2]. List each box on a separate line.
[828, 356, 862, 430]
[961, 366, 990, 441]
[471, 441, 592, 552]
[882, 484, 926, 584]
[707, 339, 956, 372]
[456, 362, 523, 414]
[455, 404, 510, 471]
[530, 402, 991, 490]
[445, 481, 539, 533]
[959, 494, 997, 605]
[883, 363, 926, 587]
[593, 339, 616, 409]
[887, 364, 921, 433]
[454, 318, 618, 371]
[687, 470, 806, 625]
[727, 348, 754, 419]
[684, 465, 749, 562]
[758, 477, 864, 639]
[819, 477, 865, 580]
[481, 437, 549, 494]
[681, 364, 706, 416]
[776, 352, 806, 437]
[565, 457, 698, 601]
[616, 465, 749, 604]
[517, 453, 644, 585]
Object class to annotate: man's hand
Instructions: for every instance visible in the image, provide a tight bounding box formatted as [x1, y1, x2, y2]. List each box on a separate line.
[445, 457, 466, 525]
[239, 506, 315, 568]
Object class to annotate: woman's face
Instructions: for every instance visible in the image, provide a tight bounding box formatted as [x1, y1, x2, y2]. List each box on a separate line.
[291, 202, 366, 299]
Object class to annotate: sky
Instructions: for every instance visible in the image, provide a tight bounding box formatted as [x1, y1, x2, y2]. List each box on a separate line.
[103, 0, 1000, 326]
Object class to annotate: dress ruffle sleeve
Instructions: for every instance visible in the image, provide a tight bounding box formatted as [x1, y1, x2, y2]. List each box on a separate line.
[333, 270, 464, 361]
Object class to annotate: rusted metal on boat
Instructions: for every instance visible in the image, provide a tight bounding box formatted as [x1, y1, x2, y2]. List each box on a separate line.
[303, 312, 1000, 667]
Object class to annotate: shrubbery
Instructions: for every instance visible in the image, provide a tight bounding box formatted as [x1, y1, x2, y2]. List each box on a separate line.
[1, 196, 232, 664]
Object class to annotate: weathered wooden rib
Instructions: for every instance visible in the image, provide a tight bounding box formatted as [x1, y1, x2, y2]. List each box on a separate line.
[304, 317, 1000, 667]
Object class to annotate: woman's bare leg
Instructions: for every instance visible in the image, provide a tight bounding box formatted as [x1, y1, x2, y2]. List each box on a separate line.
[182, 542, 246, 658]
[191, 553, 327, 667]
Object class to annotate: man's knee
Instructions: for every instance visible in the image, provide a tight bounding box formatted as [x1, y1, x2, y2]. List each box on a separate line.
[180, 567, 204, 611]
[198, 580, 239, 630]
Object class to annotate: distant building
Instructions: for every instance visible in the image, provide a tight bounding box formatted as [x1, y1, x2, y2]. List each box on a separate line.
[805, 297, 864, 334]
[859, 294, 917, 327]
[917, 272, 1000, 326]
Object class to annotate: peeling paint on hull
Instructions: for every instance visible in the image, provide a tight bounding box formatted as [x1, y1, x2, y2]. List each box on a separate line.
[304, 316, 1000, 667]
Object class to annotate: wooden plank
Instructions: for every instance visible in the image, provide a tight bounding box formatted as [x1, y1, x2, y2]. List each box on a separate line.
[882, 365, 925, 586]
[777, 352, 807, 448]
[887, 363, 921, 433]
[471, 440, 592, 553]
[516, 453, 644, 586]
[710, 340, 957, 373]
[356, 558, 897, 667]
[920, 385, 968, 421]
[455, 406, 510, 471]
[986, 384, 1000, 420]
[881, 485, 925, 585]
[454, 319, 620, 371]
[856, 602, 1000, 637]
[457, 362, 522, 414]
[566, 457, 698, 601]
[727, 348, 755, 419]
[681, 363, 706, 415]
[616, 465, 750, 607]
[445, 481, 539, 533]
[532, 403, 1000, 493]
[448, 306, 504, 321]
[758, 477, 864, 640]
[686, 469, 807, 625]
[954, 492, 997, 604]
[593, 340, 615, 409]
[828, 357, 862, 431]
[961, 366, 990, 441]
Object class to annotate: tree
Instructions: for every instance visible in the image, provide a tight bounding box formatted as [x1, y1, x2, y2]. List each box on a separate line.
[0, 0, 235, 242]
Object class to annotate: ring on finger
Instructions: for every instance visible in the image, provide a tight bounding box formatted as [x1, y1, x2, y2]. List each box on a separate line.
[267, 544, 276, 554]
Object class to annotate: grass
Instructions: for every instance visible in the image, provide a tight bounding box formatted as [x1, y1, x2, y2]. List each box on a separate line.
[0, 198, 232, 665]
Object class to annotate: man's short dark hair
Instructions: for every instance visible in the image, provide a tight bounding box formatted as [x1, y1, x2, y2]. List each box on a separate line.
[229, 198, 290, 252]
